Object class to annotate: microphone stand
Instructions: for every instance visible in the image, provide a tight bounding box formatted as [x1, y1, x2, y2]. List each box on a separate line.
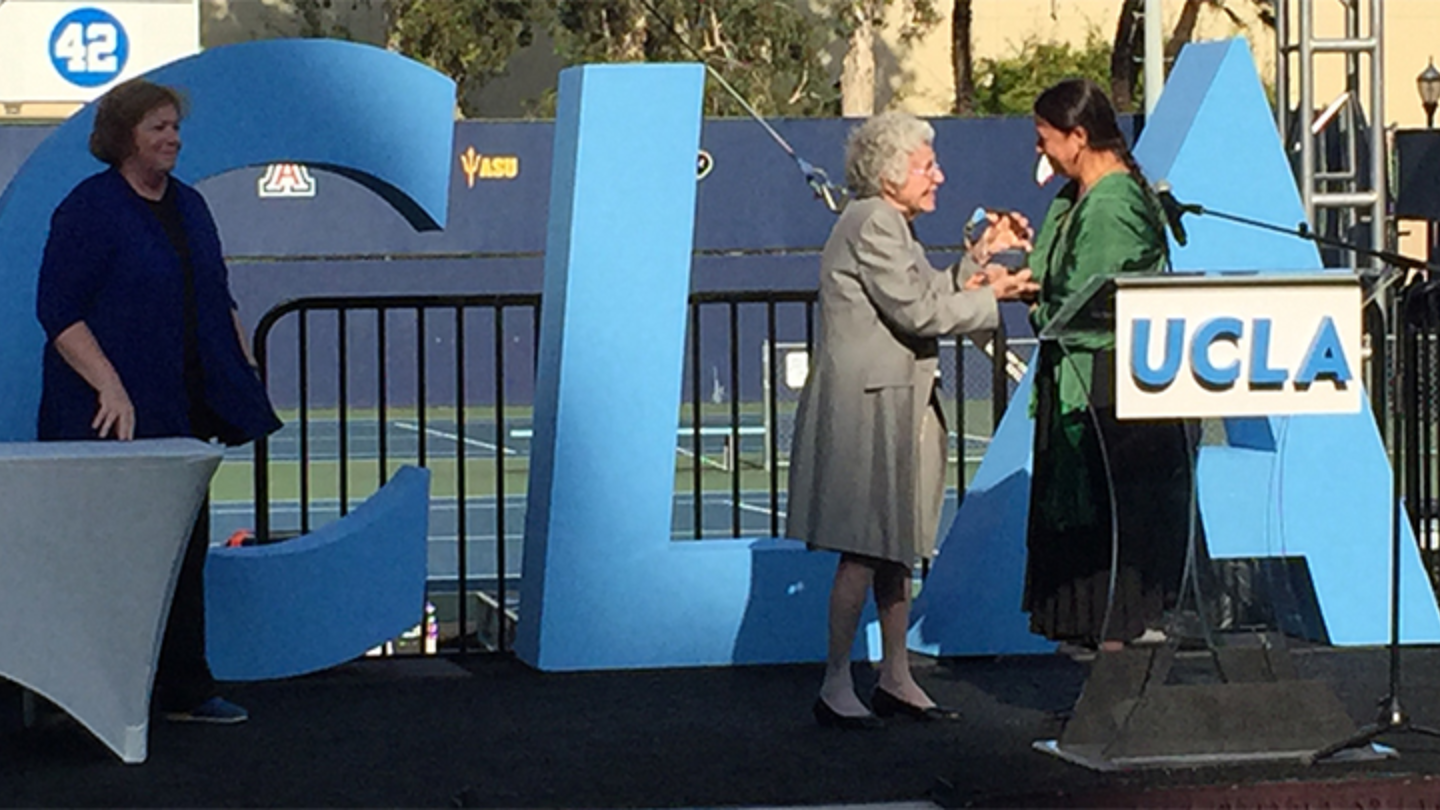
[1169, 196, 1440, 283]
[1170, 193, 1440, 763]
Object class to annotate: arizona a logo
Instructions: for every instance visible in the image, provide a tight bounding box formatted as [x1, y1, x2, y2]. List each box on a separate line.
[258, 164, 317, 198]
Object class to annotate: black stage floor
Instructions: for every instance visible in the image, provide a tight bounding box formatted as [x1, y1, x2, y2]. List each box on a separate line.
[6, 646, 1440, 808]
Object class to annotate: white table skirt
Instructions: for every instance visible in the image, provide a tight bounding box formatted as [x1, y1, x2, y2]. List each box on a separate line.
[0, 438, 223, 763]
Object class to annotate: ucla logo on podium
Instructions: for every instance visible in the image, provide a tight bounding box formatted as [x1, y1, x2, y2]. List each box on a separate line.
[1115, 276, 1362, 419]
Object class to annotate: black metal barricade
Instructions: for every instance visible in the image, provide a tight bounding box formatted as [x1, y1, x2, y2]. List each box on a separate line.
[248, 290, 1014, 655]
[1400, 280, 1440, 586]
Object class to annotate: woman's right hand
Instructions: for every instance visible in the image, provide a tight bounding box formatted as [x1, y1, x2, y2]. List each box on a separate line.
[52, 321, 136, 440]
[93, 381, 135, 440]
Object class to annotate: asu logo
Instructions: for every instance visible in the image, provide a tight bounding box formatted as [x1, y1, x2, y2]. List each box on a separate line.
[459, 146, 520, 187]
[257, 164, 317, 198]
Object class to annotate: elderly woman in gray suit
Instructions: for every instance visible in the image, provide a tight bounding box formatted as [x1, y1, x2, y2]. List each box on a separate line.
[788, 111, 1037, 728]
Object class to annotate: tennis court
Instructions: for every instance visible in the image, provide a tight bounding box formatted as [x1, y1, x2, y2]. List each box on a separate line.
[210, 409, 978, 582]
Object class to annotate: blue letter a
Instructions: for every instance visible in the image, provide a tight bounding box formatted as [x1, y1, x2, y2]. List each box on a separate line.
[1295, 316, 1352, 388]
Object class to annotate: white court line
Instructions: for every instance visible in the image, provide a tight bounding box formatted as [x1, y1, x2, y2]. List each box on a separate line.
[675, 445, 728, 471]
[720, 498, 774, 517]
[392, 420, 520, 456]
[210, 492, 788, 515]
[510, 424, 766, 473]
[509, 426, 766, 439]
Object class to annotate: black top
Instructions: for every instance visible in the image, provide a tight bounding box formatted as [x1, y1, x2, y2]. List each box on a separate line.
[141, 181, 212, 438]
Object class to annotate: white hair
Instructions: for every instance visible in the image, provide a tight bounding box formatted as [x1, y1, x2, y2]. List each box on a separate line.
[844, 111, 935, 199]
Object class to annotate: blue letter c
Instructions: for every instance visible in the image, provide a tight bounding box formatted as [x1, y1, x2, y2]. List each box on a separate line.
[1191, 316, 1244, 391]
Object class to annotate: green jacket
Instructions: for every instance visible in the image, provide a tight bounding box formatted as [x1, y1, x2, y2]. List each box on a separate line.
[1029, 171, 1168, 415]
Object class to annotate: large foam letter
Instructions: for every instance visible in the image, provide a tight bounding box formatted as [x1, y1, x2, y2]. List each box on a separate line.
[516, 64, 844, 671]
[912, 38, 1440, 654]
[0, 39, 455, 441]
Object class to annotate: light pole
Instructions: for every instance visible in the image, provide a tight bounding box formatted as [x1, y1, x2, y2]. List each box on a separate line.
[1420, 60, 1440, 266]
[1418, 59, 1440, 129]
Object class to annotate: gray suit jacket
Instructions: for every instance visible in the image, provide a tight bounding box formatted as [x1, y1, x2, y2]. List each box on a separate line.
[786, 197, 1000, 562]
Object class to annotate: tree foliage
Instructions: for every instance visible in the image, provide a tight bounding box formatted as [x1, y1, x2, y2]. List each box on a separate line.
[972, 30, 1118, 116]
[1112, 0, 1275, 112]
[538, 0, 838, 118]
[821, 0, 943, 115]
[822, 0, 942, 42]
[384, 0, 538, 116]
[382, 0, 1278, 121]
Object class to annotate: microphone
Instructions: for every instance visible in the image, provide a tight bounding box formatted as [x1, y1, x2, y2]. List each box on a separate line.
[1153, 179, 1192, 247]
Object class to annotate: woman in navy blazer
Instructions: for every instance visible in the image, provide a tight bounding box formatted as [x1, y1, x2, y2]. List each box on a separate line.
[36, 78, 281, 724]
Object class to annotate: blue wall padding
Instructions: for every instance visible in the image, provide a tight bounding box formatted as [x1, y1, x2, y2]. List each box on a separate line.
[911, 38, 1440, 654]
[0, 39, 455, 442]
[205, 466, 430, 680]
[909, 368, 1054, 656]
[515, 64, 870, 671]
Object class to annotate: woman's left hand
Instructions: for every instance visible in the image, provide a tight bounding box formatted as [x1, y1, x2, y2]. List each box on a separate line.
[969, 210, 1034, 264]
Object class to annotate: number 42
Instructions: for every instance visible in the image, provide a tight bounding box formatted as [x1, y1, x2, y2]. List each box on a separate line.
[54, 22, 118, 73]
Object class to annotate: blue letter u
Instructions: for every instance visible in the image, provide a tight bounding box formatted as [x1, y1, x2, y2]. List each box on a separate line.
[1131, 318, 1184, 391]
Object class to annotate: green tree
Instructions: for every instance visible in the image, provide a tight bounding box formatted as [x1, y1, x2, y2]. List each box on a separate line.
[384, 0, 538, 117]
[952, 0, 975, 114]
[823, 0, 941, 115]
[972, 30, 1117, 116]
[537, 0, 837, 118]
[1111, 0, 1275, 111]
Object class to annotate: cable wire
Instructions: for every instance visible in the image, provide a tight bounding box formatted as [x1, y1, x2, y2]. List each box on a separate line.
[630, 0, 849, 212]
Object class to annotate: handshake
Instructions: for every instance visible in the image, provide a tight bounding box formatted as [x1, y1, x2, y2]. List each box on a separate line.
[962, 208, 1039, 302]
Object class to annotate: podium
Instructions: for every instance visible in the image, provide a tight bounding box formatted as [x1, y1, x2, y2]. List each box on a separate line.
[1033, 272, 1379, 769]
[0, 439, 223, 763]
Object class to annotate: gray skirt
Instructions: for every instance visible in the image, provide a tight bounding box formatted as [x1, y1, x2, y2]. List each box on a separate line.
[802, 386, 946, 565]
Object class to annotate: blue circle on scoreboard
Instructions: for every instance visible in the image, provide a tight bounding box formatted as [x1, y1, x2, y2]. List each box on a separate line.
[49, 8, 130, 88]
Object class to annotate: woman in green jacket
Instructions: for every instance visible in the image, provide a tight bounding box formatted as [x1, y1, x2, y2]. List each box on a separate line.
[1023, 79, 1198, 650]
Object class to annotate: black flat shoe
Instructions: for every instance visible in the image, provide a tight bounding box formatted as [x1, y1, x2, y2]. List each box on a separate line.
[870, 687, 962, 722]
[812, 698, 884, 730]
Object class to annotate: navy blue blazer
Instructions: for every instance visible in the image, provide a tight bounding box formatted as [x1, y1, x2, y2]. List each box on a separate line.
[37, 168, 282, 445]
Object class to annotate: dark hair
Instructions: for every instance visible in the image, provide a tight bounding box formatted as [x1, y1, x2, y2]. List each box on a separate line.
[1034, 78, 1167, 236]
[89, 79, 186, 166]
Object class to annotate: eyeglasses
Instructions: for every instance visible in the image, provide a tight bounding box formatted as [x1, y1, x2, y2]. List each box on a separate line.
[910, 162, 942, 179]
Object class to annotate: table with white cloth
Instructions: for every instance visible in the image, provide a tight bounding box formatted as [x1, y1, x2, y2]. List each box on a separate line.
[0, 438, 223, 763]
